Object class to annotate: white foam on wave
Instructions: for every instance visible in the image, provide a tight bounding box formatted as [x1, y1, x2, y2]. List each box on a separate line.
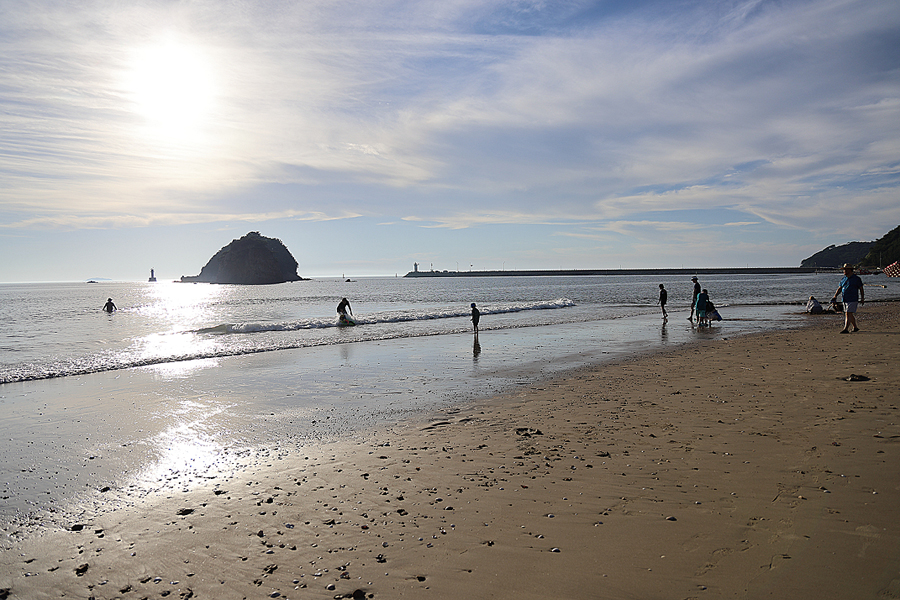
[204, 298, 576, 335]
[1, 299, 576, 384]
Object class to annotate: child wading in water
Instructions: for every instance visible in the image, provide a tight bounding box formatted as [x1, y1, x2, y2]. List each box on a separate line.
[657, 284, 668, 320]
[695, 289, 710, 326]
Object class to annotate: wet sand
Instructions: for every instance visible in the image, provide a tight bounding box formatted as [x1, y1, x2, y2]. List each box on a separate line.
[2, 303, 898, 599]
[0, 304, 797, 523]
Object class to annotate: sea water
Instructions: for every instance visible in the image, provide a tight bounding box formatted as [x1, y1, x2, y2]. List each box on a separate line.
[5, 272, 896, 384]
[1, 273, 897, 526]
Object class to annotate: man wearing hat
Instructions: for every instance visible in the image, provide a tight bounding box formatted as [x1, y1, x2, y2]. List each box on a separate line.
[688, 276, 701, 322]
[831, 264, 864, 333]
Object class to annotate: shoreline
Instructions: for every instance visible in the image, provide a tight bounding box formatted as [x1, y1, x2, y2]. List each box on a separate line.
[2, 303, 898, 599]
[0, 303, 805, 524]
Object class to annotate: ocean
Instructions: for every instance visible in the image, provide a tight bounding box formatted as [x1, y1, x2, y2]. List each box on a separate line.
[2, 273, 898, 527]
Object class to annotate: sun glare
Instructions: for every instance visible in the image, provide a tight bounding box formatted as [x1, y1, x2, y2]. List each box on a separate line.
[126, 39, 216, 140]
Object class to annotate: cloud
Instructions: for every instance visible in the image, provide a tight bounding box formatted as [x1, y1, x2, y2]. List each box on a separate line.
[0, 207, 361, 231]
[0, 0, 898, 278]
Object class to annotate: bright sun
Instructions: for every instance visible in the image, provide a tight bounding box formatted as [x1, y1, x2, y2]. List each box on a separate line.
[126, 39, 216, 140]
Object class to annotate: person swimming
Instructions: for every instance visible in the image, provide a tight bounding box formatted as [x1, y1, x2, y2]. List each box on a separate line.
[103, 298, 117, 313]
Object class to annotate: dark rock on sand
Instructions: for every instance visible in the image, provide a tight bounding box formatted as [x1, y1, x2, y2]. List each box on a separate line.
[840, 374, 870, 381]
[515, 427, 543, 437]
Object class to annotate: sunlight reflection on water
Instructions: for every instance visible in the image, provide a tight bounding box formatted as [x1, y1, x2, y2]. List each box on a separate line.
[140, 422, 224, 488]
[134, 389, 244, 491]
[142, 357, 221, 379]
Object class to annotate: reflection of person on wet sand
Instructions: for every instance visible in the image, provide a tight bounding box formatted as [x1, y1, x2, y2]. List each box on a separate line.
[103, 298, 117, 313]
[470, 303, 480, 333]
[473, 335, 481, 359]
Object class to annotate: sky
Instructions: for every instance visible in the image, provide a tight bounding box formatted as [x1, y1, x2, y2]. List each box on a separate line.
[1, 0, 899, 282]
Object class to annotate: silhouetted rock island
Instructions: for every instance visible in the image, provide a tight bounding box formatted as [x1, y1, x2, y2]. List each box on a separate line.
[180, 232, 306, 285]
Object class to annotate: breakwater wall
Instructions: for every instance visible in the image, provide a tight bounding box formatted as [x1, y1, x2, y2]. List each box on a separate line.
[404, 267, 824, 278]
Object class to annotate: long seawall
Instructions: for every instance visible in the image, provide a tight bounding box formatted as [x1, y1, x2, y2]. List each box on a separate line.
[404, 267, 823, 278]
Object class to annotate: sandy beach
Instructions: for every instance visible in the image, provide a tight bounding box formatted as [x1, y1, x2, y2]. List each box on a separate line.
[2, 302, 898, 600]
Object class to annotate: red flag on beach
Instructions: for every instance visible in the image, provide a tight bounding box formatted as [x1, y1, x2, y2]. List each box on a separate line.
[884, 261, 900, 277]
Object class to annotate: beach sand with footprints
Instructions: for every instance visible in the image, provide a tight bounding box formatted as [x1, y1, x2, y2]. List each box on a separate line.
[2, 303, 899, 599]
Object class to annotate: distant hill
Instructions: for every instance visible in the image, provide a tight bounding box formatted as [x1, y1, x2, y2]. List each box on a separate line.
[801, 224, 900, 269]
[860, 224, 900, 268]
[800, 241, 874, 269]
[180, 232, 305, 285]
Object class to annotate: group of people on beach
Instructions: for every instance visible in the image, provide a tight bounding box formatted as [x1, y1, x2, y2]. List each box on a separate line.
[106, 265, 866, 335]
[337, 297, 482, 334]
[686, 277, 719, 326]
[656, 276, 719, 326]
[659, 263, 866, 333]
[806, 264, 865, 333]
[101, 294, 483, 334]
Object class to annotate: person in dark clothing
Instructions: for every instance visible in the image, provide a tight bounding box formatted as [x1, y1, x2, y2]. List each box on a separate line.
[337, 298, 352, 317]
[688, 276, 701, 321]
[657, 284, 668, 320]
[103, 298, 117, 313]
[470, 303, 480, 333]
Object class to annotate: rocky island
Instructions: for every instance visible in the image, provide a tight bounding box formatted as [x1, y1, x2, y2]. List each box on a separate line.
[180, 232, 305, 285]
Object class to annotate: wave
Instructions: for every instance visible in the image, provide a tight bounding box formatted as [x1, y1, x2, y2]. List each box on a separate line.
[195, 298, 576, 335]
[0, 299, 576, 384]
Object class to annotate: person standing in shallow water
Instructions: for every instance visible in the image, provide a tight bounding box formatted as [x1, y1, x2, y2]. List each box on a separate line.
[688, 276, 701, 321]
[470, 303, 480, 333]
[832, 263, 864, 333]
[657, 284, 668, 320]
[102, 298, 117, 313]
[695, 289, 710, 326]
